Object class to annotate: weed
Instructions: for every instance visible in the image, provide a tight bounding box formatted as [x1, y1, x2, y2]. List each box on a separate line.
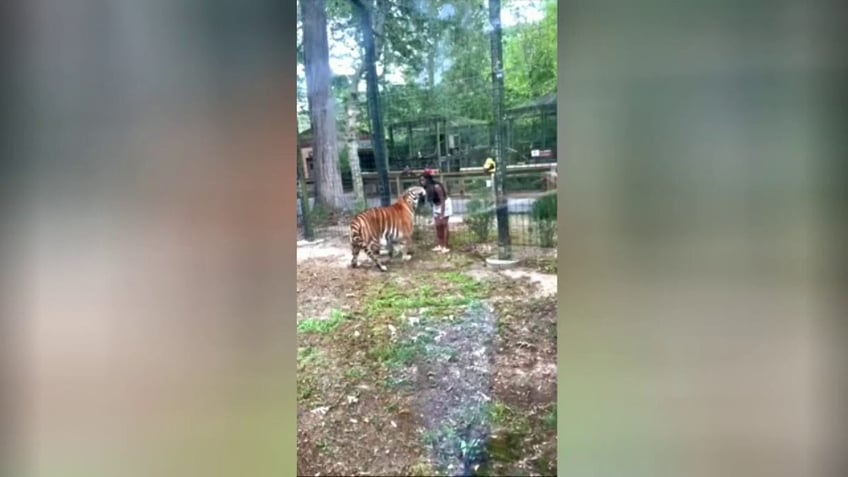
[486, 401, 530, 435]
[409, 460, 436, 476]
[543, 404, 557, 430]
[316, 440, 328, 452]
[297, 347, 324, 369]
[495, 319, 507, 337]
[344, 367, 364, 381]
[297, 309, 347, 335]
[298, 381, 314, 401]
[421, 429, 438, 445]
[368, 329, 436, 370]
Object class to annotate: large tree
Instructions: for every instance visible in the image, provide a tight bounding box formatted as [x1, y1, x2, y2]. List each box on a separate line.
[301, 0, 346, 211]
[325, 0, 386, 211]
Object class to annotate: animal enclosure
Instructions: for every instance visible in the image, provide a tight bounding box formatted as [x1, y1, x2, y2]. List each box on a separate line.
[297, 166, 558, 258]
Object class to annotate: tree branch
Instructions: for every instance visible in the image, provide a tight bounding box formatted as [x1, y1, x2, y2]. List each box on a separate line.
[351, 61, 367, 94]
[348, 0, 368, 10]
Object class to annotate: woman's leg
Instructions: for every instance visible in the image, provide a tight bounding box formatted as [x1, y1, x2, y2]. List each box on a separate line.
[433, 219, 443, 251]
[442, 217, 450, 251]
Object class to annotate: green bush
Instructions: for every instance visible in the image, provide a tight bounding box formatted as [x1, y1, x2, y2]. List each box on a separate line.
[308, 203, 332, 226]
[465, 192, 494, 244]
[531, 192, 557, 248]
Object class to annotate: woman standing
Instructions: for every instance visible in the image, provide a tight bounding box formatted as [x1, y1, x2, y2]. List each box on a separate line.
[419, 170, 452, 253]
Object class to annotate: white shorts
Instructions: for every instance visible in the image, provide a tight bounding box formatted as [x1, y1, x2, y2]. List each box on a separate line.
[433, 198, 453, 219]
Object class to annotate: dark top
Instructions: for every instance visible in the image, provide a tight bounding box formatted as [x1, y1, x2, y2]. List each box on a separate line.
[427, 180, 448, 206]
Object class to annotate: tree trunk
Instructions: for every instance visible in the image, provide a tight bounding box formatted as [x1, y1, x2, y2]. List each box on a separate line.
[345, 87, 366, 211]
[352, 0, 391, 207]
[344, 52, 367, 212]
[301, 0, 345, 211]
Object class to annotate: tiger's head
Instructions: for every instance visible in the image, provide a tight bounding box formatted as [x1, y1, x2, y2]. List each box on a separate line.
[403, 186, 427, 210]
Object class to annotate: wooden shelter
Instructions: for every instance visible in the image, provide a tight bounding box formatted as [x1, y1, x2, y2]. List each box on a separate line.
[297, 127, 373, 179]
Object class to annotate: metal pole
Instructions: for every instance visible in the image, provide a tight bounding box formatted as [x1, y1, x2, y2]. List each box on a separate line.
[489, 0, 511, 259]
[296, 142, 314, 241]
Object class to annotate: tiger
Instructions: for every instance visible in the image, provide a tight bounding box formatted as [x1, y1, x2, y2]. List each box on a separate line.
[349, 186, 427, 272]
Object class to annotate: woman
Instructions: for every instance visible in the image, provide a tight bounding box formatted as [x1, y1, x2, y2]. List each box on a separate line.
[419, 170, 452, 253]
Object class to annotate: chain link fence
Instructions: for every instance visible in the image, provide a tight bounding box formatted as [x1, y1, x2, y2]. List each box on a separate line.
[297, 164, 557, 256]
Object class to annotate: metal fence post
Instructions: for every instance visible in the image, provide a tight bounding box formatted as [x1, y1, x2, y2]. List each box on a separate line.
[489, 0, 511, 260]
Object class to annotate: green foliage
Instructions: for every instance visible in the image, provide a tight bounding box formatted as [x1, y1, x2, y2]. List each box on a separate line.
[362, 271, 489, 387]
[531, 192, 557, 222]
[465, 188, 494, 244]
[297, 346, 325, 369]
[484, 401, 531, 464]
[299, 0, 558, 167]
[363, 272, 488, 320]
[308, 203, 331, 226]
[531, 192, 557, 248]
[543, 404, 557, 430]
[503, 0, 557, 106]
[297, 309, 347, 334]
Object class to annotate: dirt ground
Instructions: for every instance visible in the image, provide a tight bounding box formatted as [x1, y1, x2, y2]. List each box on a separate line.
[297, 234, 557, 476]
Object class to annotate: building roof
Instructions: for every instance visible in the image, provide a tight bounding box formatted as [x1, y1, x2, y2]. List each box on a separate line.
[505, 92, 557, 116]
[389, 116, 490, 130]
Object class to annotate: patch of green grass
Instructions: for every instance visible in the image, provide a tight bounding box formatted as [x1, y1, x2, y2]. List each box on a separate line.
[409, 460, 436, 476]
[364, 272, 489, 321]
[485, 400, 531, 441]
[297, 308, 347, 335]
[484, 400, 557, 473]
[344, 366, 364, 381]
[539, 257, 557, 274]
[496, 318, 507, 337]
[298, 380, 315, 401]
[368, 329, 437, 370]
[297, 347, 328, 402]
[357, 271, 492, 388]
[297, 346, 324, 369]
[543, 404, 557, 430]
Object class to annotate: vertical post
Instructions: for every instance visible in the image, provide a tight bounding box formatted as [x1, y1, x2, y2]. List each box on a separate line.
[407, 124, 413, 160]
[435, 118, 441, 160]
[296, 143, 314, 241]
[356, 1, 391, 207]
[489, 0, 511, 259]
[388, 125, 395, 162]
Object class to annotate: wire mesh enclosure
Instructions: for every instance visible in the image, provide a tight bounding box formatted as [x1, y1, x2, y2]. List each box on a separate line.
[298, 165, 557, 252]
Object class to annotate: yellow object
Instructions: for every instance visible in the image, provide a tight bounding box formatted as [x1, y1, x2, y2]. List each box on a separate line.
[483, 157, 496, 174]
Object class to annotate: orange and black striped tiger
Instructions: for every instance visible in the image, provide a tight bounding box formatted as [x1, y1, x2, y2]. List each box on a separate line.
[350, 186, 427, 272]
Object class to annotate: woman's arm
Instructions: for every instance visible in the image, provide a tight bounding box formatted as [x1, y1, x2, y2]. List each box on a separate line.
[436, 184, 446, 216]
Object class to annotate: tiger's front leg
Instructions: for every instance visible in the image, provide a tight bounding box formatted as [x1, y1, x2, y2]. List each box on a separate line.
[388, 239, 407, 259]
[396, 236, 413, 262]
